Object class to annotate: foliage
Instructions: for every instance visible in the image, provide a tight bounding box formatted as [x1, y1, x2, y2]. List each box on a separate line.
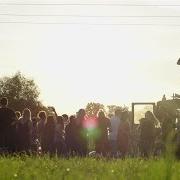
[107, 105, 128, 117]
[85, 102, 105, 117]
[85, 103, 129, 118]
[0, 72, 46, 116]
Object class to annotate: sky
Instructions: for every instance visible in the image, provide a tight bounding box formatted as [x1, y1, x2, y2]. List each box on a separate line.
[0, 0, 180, 114]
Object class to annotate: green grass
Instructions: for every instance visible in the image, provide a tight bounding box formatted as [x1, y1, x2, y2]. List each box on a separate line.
[0, 156, 179, 180]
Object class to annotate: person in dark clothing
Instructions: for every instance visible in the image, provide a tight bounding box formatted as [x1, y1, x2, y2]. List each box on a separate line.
[17, 108, 32, 154]
[161, 112, 175, 144]
[65, 115, 77, 156]
[117, 111, 130, 157]
[75, 109, 88, 156]
[37, 111, 47, 154]
[31, 117, 40, 154]
[95, 111, 111, 156]
[0, 97, 16, 154]
[139, 111, 157, 157]
[54, 116, 66, 156]
[43, 115, 56, 155]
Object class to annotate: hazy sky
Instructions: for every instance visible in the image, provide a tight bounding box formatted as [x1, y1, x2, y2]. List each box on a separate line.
[1, 0, 180, 114]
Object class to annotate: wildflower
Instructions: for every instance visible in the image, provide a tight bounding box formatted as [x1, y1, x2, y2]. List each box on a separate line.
[111, 170, 114, 173]
[66, 168, 70, 172]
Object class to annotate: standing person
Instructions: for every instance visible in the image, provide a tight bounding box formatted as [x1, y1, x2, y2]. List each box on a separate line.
[17, 108, 32, 154]
[65, 115, 77, 156]
[37, 111, 47, 153]
[161, 112, 175, 144]
[43, 115, 56, 155]
[75, 109, 88, 156]
[117, 111, 130, 157]
[54, 116, 66, 156]
[109, 109, 121, 156]
[95, 111, 111, 156]
[0, 97, 16, 154]
[31, 117, 40, 154]
[48, 107, 67, 155]
[14, 111, 22, 152]
[139, 111, 157, 157]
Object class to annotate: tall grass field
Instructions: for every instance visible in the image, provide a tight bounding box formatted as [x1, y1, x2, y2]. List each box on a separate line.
[0, 156, 179, 180]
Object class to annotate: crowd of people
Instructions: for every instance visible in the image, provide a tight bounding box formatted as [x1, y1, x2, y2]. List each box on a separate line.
[0, 97, 180, 158]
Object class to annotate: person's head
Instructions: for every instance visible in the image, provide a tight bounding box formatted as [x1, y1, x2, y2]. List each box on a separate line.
[0, 97, 8, 107]
[15, 111, 21, 120]
[98, 110, 106, 119]
[69, 115, 75, 124]
[22, 108, 31, 121]
[121, 111, 129, 122]
[115, 108, 121, 117]
[62, 114, 68, 121]
[145, 111, 159, 126]
[145, 111, 153, 120]
[57, 116, 64, 126]
[38, 111, 47, 121]
[140, 118, 146, 124]
[77, 109, 86, 119]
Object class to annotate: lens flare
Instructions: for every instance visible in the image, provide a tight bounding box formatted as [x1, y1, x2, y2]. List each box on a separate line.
[81, 116, 101, 141]
[83, 116, 98, 131]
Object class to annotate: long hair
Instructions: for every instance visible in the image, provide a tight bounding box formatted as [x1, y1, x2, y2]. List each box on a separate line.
[22, 108, 31, 121]
[38, 111, 47, 123]
[98, 110, 106, 119]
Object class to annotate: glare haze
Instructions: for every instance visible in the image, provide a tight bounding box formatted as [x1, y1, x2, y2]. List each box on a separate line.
[1, 0, 180, 114]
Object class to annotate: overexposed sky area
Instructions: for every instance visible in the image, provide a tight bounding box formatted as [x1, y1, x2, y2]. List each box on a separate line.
[0, 0, 180, 114]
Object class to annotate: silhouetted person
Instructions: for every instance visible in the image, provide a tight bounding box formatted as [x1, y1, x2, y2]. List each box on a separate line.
[13, 111, 22, 151]
[109, 109, 121, 156]
[55, 116, 66, 156]
[37, 111, 47, 153]
[75, 109, 88, 156]
[0, 97, 16, 154]
[43, 116, 56, 155]
[161, 112, 175, 143]
[139, 111, 157, 157]
[17, 108, 32, 153]
[65, 115, 77, 156]
[117, 111, 130, 157]
[95, 111, 111, 156]
[31, 117, 40, 154]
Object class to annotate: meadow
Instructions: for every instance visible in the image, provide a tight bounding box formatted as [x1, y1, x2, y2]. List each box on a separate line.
[0, 156, 179, 180]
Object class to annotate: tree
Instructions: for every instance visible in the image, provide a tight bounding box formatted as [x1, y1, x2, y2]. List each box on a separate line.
[0, 72, 46, 116]
[85, 102, 105, 117]
[107, 105, 128, 117]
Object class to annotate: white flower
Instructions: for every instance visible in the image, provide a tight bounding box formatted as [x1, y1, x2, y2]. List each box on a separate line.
[66, 168, 70, 172]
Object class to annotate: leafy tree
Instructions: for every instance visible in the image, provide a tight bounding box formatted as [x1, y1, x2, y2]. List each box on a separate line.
[107, 105, 128, 117]
[85, 102, 105, 117]
[0, 72, 46, 116]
